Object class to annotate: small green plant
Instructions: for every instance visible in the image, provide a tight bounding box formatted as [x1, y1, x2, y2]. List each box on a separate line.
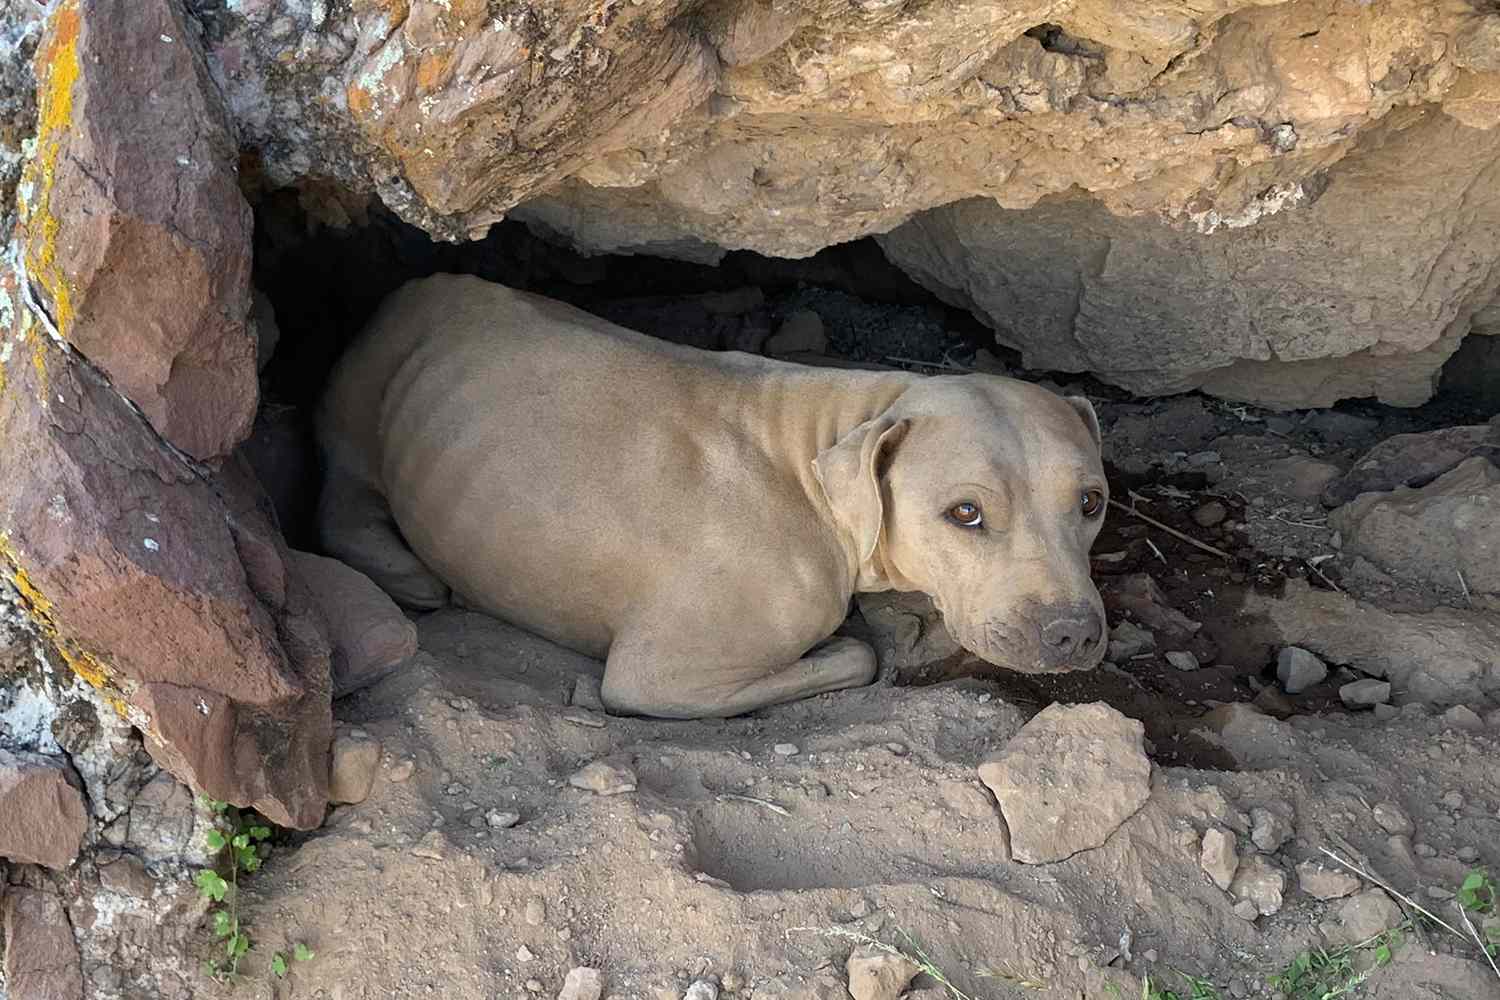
[1133, 969, 1220, 1000]
[270, 943, 316, 979]
[1269, 927, 1403, 1000]
[195, 797, 276, 982]
[1459, 869, 1495, 916]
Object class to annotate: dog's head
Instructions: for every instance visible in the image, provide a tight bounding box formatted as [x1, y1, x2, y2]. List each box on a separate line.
[814, 376, 1108, 674]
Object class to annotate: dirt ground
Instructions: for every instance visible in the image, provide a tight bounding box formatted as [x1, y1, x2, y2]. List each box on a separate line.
[209, 356, 1500, 1000]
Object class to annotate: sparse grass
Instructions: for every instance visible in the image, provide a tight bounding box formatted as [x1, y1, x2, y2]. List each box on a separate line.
[787, 924, 1022, 1000]
[194, 798, 314, 983]
[1104, 971, 1219, 1000]
[1269, 928, 1404, 1000]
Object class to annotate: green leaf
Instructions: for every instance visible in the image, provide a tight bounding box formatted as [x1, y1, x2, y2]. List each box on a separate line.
[232, 833, 250, 849]
[205, 829, 227, 851]
[242, 854, 262, 873]
[231, 933, 251, 958]
[194, 870, 228, 902]
[249, 825, 272, 841]
[212, 910, 233, 938]
[271, 953, 287, 978]
[1374, 943, 1391, 965]
[1463, 872, 1486, 893]
[293, 943, 315, 962]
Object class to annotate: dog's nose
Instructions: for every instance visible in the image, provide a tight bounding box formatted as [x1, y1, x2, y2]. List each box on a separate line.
[1038, 605, 1105, 669]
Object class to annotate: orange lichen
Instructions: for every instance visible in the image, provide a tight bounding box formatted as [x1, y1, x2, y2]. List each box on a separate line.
[20, 0, 81, 342]
[0, 532, 119, 704]
[416, 52, 451, 92]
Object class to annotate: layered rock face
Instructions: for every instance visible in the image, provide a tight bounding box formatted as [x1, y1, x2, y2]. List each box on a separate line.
[192, 0, 1500, 407]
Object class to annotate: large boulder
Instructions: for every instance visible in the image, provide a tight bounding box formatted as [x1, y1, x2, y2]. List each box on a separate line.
[18, 0, 257, 461]
[878, 109, 1500, 409]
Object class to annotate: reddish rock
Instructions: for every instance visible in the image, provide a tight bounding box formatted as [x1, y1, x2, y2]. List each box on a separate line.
[18, 0, 256, 461]
[291, 551, 418, 696]
[0, 303, 331, 829]
[0, 750, 87, 870]
[2, 886, 84, 1000]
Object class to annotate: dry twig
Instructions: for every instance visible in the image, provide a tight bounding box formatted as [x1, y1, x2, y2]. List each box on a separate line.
[1107, 499, 1233, 562]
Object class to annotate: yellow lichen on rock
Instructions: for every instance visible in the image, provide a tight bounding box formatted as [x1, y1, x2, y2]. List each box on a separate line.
[0, 532, 118, 700]
[20, 0, 81, 341]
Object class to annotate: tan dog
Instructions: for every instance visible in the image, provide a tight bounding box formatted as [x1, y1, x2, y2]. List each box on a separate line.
[317, 274, 1108, 718]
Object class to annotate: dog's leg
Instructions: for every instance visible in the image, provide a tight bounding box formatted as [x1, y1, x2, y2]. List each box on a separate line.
[600, 636, 877, 718]
[317, 471, 450, 610]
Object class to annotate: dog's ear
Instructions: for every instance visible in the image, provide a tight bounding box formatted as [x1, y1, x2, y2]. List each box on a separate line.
[1065, 395, 1102, 451]
[812, 416, 911, 564]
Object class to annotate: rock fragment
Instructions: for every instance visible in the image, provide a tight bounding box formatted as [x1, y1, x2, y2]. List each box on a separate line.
[846, 945, 920, 1000]
[1200, 827, 1239, 891]
[125, 771, 196, 864]
[1192, 501, 1228, 528]
[1442, 705, 1484, 732]
[1107, 621, 1155, 661]
[1276, 647, 1328, 694]
[2, 887, 84, 1000]
[1229, 856, 1286, 916]
[569, 759, 638, 796]
[1337, 889, 1403, 942]
[1297, 862, 1361, 901]
[1249, 807, 1294, 853]
[559, 967, 604, 1000]
[0, 750, 87, 870]
[1166, 650, 1200, 672]
[1340, 679, 1392, 707]
[977, 702, 1150, 864]
[328, 731, 382, 805]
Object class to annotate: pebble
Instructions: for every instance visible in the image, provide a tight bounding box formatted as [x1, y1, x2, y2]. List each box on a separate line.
[1442, 791, 1465, 811]
[1200, 827, 1239, 891]
[1250, 807, 1294, 853]
[1230, 856, 1286, 916]
[1231, 899, 1260, 921]
[1372, 802, 1413, 836]
[1372, 704, 1399, 722]
[1107, 621, 1155, 661]
[1425, 886, 1455, 901]
[526, 980, 543, 993]
[558, 967, 604, 1000]
[328, 732, 383, 805]
[486, 809, 521, 829]
[410, 830, 446, 860]
[569, 760, 638, 795]
[1339, 679, 1391, 708]
[1166, 650, 1200, 672]
[847, 945, 920, 1000]
[1458, 846, 1480, 863]
[1296, 861, 1361, 901]
[517, 945, 536, 962]
[1443, 706, 1485, 732]
[684, 980, 719, 1000]
[1414, 842, 1437, 858]
[1192, 501, 1228, 527]
[773, 743, 800, 757]
[1276, 647, 1328, 695]
[524, 897, 546, 926]
[387, 759, 415, 782]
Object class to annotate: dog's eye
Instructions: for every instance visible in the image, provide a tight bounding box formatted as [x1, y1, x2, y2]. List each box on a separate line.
[1081, 489, 1105, 517]
[947, 502, 983, 528]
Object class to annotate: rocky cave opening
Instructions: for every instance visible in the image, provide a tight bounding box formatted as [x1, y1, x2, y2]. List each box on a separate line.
[241, 188, 1498, 773]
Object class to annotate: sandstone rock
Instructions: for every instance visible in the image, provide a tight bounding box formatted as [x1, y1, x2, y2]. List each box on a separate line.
[1199, 827, 1239, 891]
[1337, 889, 1403, 943]
[853, 592, 961, 680]
[1442, 705, 1485, 732]
[1106, 621, 1155, 661]
[1340, 679, 1392, 708]
[846, 945, 920, 1000]
[19, 0, 257, 460]
[977, 702, 1150, 864]
[126, 771, 196, 863]
[1322, 422, 1500, 507]
[97, 854, 156, 899]
[1262, 457, 1343, 501]
[2, 886, 83, 1000]
[328, 731, 381, 805]
[1229, 856, 1286, 917]
[0, 749, 87, 869]
[765, 310, 828, 356]
[1297, 862, 1360, 901]
[569, 759, 637, 796]
[0, 316, 331, 829]
[558, 967, 604, 1000]
[1276, 647, 1327, 694]
[1372, 803, 1414, 837]
[1331, 457, 1500, 597]
[879, 111, 1500, 410]
[939, 780, 997, 821]
[1249, 806, 1294, 853]
[292, 552, 417, 697]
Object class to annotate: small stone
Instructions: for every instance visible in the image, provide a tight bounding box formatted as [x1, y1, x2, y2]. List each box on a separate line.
[1414, 841, 1437, 858]
[1442, 706, 1484, 732]
[518, 944, 536, 962]
[569, 759, 637, 795]
[684, 980, 719, 1000]
[524, 897, 546, 926]
[527, 980, 544, 993]
[847, 944, 920, 1000]
[1339, 679, 1391, 707]
[558, 967, 604, 1000]
[1457, 845, 1480, 863]
[486, 809, 521, 829]
[328, 731, 382, 805]
[1192, 501, 1228, 528]
[388, 759, 415, 782]
[564, 711, 607, 729]
[1425, 886, 1455, 902]
[1372, 802, 1413, 836]
[1250, 807, 1294, 853]
[1230, 856, 1286, 916]
[98, 855, 156, 898]
[977, 703, 1151, 864]
[1232, 899, 1260, 921]
[773, 743, 800, 757]
[1107, 621, 1155, 661]
[1200, 827, 1239, 891]
[410, 830, 446, 860]
[1276, 647, 1328, 694]
[1372, 704, 1399, 721]
[721, 972, 744, 994]
[1442, 791, 1465, 811]
[1338, 889, 1403, 942]
[571, 676, 606, 712]
[1166, 650, 1200, 671]
[1296, 862, 1361, 901]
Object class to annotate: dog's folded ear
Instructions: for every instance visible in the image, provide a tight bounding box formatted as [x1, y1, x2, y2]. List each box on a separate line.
[812, 416, 911, 565]
[1065, 395, 1101, 451]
